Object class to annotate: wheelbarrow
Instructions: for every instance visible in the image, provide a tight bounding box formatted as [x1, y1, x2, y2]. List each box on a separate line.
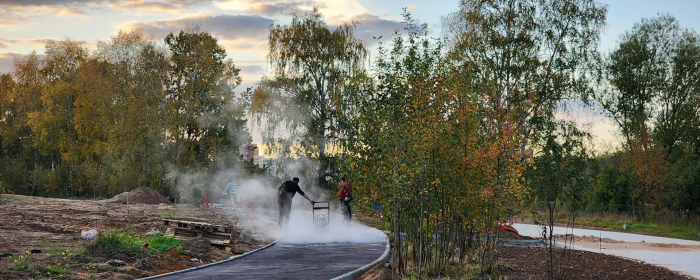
[312, 201, 330, 231]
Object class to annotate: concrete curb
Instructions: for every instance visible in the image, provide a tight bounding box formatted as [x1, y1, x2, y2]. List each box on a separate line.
[330, 233, 391, 280]
[137, 239, 279, 280]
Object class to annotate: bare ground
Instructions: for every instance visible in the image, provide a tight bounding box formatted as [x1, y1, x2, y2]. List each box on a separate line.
[1, 195, 694, 280]
[0, 194, 272, 280]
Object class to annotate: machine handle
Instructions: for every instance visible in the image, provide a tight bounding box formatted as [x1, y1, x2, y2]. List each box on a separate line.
[313, 201, 330, 210]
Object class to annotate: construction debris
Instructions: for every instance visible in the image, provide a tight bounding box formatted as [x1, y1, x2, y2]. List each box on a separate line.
[163, 219, 236, 251]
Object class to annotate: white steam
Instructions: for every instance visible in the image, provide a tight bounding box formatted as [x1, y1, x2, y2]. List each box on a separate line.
[274, 212, 386, 244]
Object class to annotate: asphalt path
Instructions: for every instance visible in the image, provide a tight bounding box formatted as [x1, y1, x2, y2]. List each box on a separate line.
[149, 242, 386, 280]
[144, 206, 388, 280]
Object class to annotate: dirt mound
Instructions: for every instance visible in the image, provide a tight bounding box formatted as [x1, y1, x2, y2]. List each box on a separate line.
[180, 237, 211, 259]
[111, 187, 172, 205]
[554, 234, 622, 244]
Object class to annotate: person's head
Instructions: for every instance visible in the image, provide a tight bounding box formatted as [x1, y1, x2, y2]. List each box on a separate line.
[292, 177, 299, 183]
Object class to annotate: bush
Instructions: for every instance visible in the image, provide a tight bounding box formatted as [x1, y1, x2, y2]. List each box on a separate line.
[589, 165, 633, 213]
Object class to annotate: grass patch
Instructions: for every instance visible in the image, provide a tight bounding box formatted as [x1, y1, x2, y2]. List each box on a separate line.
[11, 251, 31, 271]
[34, 263, 70, 278]
[93, 229, 183, 257]
[158, 212, 173, 217]
[145, 234, 183, 252]
[543, 211, 700, 241]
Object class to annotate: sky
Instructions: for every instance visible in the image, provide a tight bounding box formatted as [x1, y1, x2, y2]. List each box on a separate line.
[1, 0, 699, 152]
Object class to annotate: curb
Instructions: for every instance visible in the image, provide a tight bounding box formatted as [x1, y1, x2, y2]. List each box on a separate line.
[138, 239, 279, 280]
[330, 233, 391, 280]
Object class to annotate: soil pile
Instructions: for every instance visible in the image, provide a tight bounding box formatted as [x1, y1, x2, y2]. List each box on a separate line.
[180, 237, 211, 259]
[111, 187, 172, 205]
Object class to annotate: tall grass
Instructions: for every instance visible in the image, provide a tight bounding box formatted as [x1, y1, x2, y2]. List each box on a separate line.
[541, 209, 700, 241]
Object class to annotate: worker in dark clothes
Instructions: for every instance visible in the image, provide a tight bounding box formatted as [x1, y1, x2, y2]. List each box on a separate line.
[338, 175, 353, 222]
[277, 177, 315, 228]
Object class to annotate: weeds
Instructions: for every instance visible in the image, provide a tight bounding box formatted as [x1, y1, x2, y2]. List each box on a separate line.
[84, 262, 96, 278]
[176, 245, 185, 254]
[11, 251, 31, 271]
[158, 212, 173, 217]
[92, 229, 183, 257]
[34, 263, 70, 278]
[10, 249, 73, 278]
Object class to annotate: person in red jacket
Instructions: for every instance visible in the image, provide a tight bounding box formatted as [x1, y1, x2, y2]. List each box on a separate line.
[338, 175, 353, 222]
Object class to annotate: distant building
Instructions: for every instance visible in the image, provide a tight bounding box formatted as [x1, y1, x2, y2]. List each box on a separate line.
[239, 143, 259, 165]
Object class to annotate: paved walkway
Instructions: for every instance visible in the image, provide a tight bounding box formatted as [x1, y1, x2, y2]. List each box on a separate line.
[145, 208, 388, 280]
[150, 242, 386, 280]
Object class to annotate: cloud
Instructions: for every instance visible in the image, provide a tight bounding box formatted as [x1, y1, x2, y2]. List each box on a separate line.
[248, 2, 311, 16]
[238, 64, 264, 73]
[58, 7, 88, 17]
[235, 60, 267, 84]
[0, 38, 56, 48]
[1, 0, 223, 16]
[407, 4, 418, 11]
[0, 7, 51, 27]
[0, 0, 218, 8]
[0, 53, 17, 74]
[0, 0, 103, 8]
[223, 39, 269, 56]
[0, 42, 7, 49]
[216, 0, 364, 21]
[0, 52, 47, 74]
[331, 13, 405, 44]
[118, 14, 272, 40]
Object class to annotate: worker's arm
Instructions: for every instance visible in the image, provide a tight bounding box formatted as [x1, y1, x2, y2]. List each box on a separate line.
[302, 194, 315, 204]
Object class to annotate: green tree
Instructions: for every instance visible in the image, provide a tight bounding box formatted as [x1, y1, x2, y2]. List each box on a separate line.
[27, 40, 88, 197]
[1, 53, 45, 195]
[527, 121, 591, 279]
[165, 28, 245, 171]
[252, 8, 368, 189]
[594, 14, 699, 217]
[443, 0, 607, 144]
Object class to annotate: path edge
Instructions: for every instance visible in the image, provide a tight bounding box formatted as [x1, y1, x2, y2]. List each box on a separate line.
[330, 233, 391, 280]
[137, 239, 279, 280]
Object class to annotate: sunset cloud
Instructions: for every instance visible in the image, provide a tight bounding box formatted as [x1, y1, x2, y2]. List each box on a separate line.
[330, 13, 405, 44]
[216, 0, 364, 21]
[117, 14, 272, 40]
[247, 2, 317, 16]
[0, 38, 56, 48]
[58, 7, 88, 17]
[0, 52, 47, 74]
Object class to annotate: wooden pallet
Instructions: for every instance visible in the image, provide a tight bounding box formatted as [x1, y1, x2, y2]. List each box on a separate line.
[162, 219, 232, 234]
[163, 219, 236, 252]
[165, 227, 233, 239]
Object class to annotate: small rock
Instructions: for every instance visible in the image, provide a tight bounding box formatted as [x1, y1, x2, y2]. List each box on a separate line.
[96, 263, 113, 271]
[240, 231, 251, 243]
[108, 259, 127, 267]
[191, 258, 201, 263]
[145, 228, 160, 236]
[133, 258, 153, 270]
